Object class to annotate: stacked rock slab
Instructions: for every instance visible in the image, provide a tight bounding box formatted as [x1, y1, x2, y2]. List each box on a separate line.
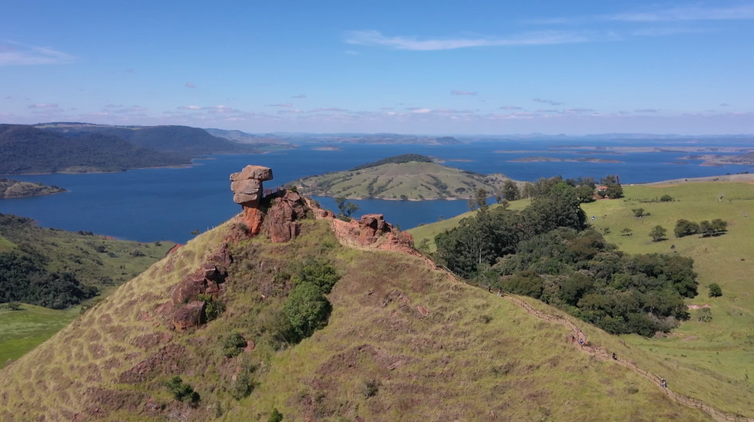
[230, 165, 274, 235]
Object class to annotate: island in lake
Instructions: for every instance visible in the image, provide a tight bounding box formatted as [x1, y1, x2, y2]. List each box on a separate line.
[312, 145, 342, 151]
[292, 154, 517, 200]
[679, 152, 754, 167]
[510, 156, 623, 164]
[0, 178, 67, 199]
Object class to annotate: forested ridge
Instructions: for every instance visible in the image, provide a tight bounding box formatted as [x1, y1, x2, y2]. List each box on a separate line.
[0, 125, 191, 174]
[435, 176, 696, 336]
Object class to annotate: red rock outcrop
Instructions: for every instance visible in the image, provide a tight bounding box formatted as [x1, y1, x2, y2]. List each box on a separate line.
[303, 198, 416, 255]
[172, 301, 206, 331]
[230, 165, 274, 234]
[264, 190, 307, 243]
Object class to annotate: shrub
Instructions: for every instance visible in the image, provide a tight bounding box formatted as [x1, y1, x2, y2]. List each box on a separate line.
[164, 376, 199, 403]
[197, 294, 225, 321]
[269, 408, 283, 422]
[709, 283, 723, 297]
[621, 228, 633, 236]
[230, 363, 256, 400]
[283, 283, 331, 341]
[5, 301, 22, 311]
[293, 257, 341, 294]
[632, 208, 645, 218]
[362, 379, 380, 398]
[223, 333, 248, 358]
[697, 308, 713, 323]
[660, 194, 673, 202]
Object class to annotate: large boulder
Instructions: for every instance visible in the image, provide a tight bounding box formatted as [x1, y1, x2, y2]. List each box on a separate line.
[230, 165, 273, 206]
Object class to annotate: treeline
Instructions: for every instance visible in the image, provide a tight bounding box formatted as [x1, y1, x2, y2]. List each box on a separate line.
[675, 219, 728, 238]
[491, 175, 623, 205]
[0, 246, 97, 309]
[350, 154, 434, 171]
[435, 178, 697, 336]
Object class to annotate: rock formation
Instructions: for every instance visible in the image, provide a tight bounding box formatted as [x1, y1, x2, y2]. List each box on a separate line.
[230, 165, 274, 234]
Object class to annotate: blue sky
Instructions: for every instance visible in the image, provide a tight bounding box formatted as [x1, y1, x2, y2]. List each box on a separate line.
[1, 0, 753, 134]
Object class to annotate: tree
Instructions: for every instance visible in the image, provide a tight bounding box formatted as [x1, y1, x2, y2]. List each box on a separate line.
[674, 219, 700, 238]
[494, 191, 503, 204]
[293, 257, 340, 294]
[649, 225, 667, 242]
[334, 196, 359, 219]
[467, 197, 477, 212]
[476, 187, 489, 212]
[503, 180, 520, 201]
[575, 185, 595, 203]
[632, 208, 645, 218]
[660, 194, 673, 202]
[501, 199, 510, 210]
[283, 283, 331, 341]
[708, 283, 723, 297]
[711, 219, 728, 234]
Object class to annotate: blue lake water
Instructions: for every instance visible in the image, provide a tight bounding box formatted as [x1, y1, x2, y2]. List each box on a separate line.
[1, 141, 752, 243]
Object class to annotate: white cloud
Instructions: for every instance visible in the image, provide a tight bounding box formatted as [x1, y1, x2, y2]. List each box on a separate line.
[533, 98, 564, 106]
[291, 94, 307, 98]
[178, 105, 201, 110]
[185, 82, 196, 88]
[344, 30, 590, 51]
[267, 103, 293, 107]
[0, 43, 73, 66]
[412, 108, 432, 113]
[451, 90, 477, 96]
[311, 108, 349, 112]
[500, 106, 523, 110]
[28, 103, 59, 109]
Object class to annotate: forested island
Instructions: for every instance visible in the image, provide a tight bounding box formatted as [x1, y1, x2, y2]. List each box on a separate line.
[0, 179, 66, 199]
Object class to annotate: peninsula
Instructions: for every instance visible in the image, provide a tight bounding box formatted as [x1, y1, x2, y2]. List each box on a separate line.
[293, 154, 513, 200]
[0, 178, 66, 199]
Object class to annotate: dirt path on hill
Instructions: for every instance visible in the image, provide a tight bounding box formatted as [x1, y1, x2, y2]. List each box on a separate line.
[500, 294, 753, 422]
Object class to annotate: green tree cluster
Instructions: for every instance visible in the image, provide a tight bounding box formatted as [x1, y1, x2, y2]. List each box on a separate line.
[283, 258, 341, 342]
[674, 218, 727, 238]
[434, 185, 697, 337]
[0, 249, 97, 309]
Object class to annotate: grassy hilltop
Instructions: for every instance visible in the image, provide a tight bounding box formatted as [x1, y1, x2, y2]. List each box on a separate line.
[0, 208, 715, 421]
[410, 180, 754, 415]
[293, 154, 513, 200]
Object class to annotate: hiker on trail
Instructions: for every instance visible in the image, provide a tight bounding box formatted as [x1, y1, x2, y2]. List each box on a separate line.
[612, 352, 617, 360]
[661, 378, 667, 388]
[579, 338, 584, 346]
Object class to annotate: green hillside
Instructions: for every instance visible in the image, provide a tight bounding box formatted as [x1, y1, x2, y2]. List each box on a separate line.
[0, 213, 715, 422]
[294, 155, 513, 200]
[409, 180, 754, 415]
[0, 304, 79, 365]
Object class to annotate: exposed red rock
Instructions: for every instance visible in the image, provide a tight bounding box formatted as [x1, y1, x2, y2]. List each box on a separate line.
[264, 191, 307, 243]
[172, 301, 206, 331]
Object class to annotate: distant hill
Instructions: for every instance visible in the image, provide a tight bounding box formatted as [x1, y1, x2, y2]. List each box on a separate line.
[0, 178, 66, 198]
[293, 154, 512, 200]
[39, 123, 260, 155]
[205, 128, 295, 148]
[0, 125, 191, 174]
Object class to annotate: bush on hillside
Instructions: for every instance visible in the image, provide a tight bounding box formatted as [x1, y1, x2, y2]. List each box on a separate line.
[660, 194, 674, 202]
[293, 257, 341, 294]
[283, 283, 332, 342]
[164, 376, 200, 404]
[708, 283, 723, 297]
[222, 333, 248, 358]
[700, 219, 728, 237]
[268, 408, 283, 422]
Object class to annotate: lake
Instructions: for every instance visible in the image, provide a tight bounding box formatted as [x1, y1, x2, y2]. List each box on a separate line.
[1, 141, 752, 243]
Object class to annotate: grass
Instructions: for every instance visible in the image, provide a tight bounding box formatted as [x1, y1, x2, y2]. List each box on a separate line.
[582, 182, 754, 414]
[0, 234, 14, 252]
[408, 198, 531, 251]
[408, 181, 754, 415]
[0, 304, 79, 366]
[0, 212, 716, 421]
[294, 161, 512, 200]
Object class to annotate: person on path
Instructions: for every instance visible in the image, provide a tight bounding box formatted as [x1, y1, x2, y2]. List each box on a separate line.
[579, 338, 584, 346]
[661, 378, 667, 388]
